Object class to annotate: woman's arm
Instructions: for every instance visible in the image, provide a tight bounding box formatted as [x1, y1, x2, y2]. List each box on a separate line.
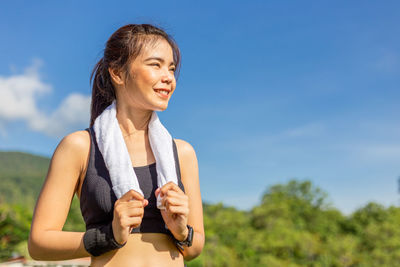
[28, 131, 91, 260]
[174, 139, 205, 260]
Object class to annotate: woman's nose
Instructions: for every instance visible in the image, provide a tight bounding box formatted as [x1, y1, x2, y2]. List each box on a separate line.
[161, 69, 174, 84]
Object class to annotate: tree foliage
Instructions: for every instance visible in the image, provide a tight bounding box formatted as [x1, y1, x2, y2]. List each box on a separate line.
[1, 176, 400, 266]
[188, 180, 400, 266]
[0, 203, 32, 259]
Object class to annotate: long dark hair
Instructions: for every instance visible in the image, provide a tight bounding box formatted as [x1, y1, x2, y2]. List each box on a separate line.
[89, 24, 181, 127]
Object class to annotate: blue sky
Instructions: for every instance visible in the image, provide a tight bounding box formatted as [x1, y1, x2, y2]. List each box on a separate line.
[0, 1, 399, 214]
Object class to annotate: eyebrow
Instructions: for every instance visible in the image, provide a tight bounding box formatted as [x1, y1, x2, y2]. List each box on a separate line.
[144, 57, 175, 66]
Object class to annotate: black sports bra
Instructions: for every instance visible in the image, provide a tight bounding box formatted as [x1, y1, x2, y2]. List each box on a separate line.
[79, 127, 185, 234]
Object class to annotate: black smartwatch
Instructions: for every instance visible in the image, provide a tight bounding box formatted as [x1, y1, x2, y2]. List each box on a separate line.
[174, 225, 193, 251]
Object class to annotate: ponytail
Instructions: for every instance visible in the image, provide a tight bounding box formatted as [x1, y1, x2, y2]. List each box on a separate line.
[90, 58, 115, 127]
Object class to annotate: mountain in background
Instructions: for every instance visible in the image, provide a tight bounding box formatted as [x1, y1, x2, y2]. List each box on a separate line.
[0, 151, 50, 208]
[0, 151, 84, 231]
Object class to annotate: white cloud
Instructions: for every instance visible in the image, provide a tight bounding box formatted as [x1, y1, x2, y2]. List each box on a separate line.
[0, 60, 91, 138]
[30, 93, 91, 137]
[0, 59, 50, 120]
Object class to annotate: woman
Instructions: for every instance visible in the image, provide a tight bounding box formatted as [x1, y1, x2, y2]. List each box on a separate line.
[28, 24, 204, 266]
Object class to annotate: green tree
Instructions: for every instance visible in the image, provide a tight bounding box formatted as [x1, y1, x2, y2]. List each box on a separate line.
[348, 203, 400, 266]
[0, 203, 32, 260]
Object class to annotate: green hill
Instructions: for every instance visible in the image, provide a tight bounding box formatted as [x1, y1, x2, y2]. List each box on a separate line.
[0, 151, 85, 231]
[0, 151, 50, 208]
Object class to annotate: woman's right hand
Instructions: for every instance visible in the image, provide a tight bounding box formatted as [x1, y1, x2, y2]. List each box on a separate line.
[112, 190, 148, 245]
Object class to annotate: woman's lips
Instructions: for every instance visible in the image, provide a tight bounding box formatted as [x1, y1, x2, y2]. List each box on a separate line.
[154, 89, 170, 99]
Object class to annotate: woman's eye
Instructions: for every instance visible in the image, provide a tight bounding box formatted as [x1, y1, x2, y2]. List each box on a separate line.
[150, 63, 161, 67]
[169, 68, 176, 72]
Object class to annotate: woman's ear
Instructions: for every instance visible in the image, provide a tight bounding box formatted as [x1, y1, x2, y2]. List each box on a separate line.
[108, 67, 125, 86]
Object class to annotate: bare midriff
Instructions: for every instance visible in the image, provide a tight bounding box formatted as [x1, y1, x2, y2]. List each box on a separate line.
[90, 233, 184, 267]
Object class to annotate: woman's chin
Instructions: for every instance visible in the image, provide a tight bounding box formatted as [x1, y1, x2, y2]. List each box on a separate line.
[152, 102, 168, 112]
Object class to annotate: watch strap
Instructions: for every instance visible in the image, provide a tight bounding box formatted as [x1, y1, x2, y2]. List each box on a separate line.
[173, 225, 193, 251]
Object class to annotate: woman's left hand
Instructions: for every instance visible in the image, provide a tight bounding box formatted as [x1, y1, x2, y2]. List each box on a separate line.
[155, 182, 189, 241]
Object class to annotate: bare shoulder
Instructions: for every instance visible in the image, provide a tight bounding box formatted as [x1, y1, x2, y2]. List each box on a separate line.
[173, 139, 199, 187]
[173, 139, 197, 161]
[57, 130, 90, 153]
[49, 129, 91, 180]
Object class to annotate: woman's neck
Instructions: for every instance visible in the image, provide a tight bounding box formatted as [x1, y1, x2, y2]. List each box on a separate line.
[116, 101, 152, 138]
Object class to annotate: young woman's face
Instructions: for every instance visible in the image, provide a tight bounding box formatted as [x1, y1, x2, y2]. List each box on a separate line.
[120, 38, 176, 111]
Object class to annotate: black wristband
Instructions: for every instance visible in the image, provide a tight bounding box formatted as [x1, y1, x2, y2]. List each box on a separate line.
[83, 223, 126, 256]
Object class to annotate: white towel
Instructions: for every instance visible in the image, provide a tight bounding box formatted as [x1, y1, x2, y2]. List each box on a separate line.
[93, 100, 178, 209]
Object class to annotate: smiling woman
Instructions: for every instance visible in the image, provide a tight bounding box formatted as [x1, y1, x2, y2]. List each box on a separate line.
[28, 24, 204, 267]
